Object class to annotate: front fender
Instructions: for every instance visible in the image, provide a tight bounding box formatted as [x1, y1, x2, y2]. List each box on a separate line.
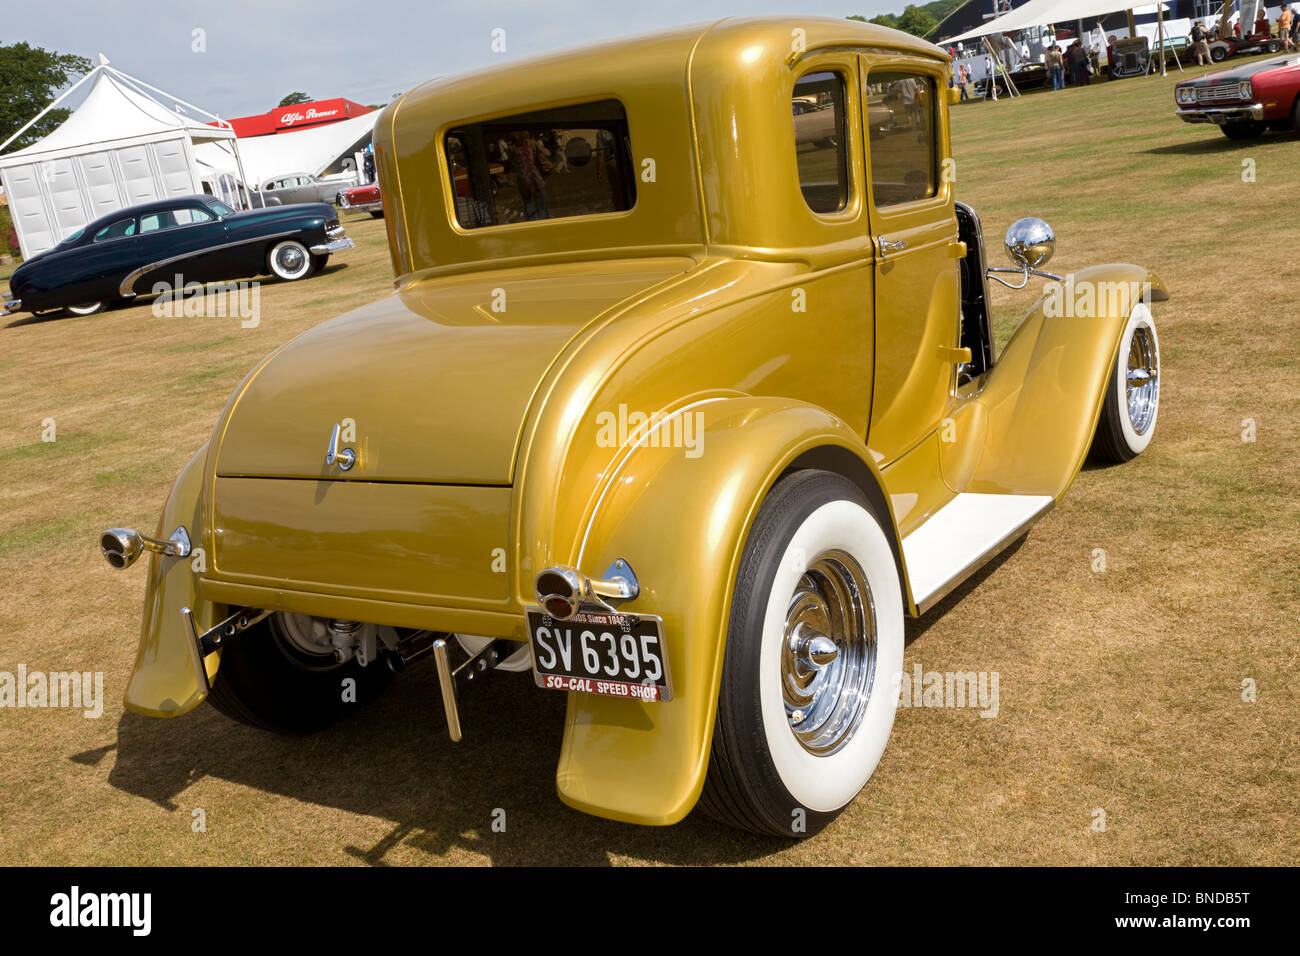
[122, 444, 222, 718]
[971, 264, 1168, 498]
[553, 396, 896, 825]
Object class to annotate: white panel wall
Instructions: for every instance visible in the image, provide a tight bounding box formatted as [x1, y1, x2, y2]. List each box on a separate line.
[2, 135, 204, 259]
[1, 165, 56, 260]
[76, 150, 127, 220]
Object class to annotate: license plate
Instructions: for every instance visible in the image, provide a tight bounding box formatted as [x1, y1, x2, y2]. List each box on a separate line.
[525, 608, 673, 702]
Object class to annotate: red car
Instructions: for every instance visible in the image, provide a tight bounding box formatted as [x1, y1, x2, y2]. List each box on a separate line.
[1174, 53, 1300, 139]
[1204, 32, 1285, 63]
[338, 182, 383, 218]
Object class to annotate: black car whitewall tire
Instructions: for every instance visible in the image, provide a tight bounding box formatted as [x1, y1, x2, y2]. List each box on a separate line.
[1090, 303, 1160, 463]
[701, 470, 904, 838]
[65, 301, 106, 316]
[268, 240, 314, 281]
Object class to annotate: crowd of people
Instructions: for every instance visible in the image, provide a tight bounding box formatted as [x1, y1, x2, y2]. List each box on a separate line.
[950, 5, 1300, 101]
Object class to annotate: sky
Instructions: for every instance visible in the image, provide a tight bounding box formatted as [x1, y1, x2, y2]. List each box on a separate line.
[8, 0, 911, 120]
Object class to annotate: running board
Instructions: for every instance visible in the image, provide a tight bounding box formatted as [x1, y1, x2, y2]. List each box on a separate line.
[901, 493, 1054, 614]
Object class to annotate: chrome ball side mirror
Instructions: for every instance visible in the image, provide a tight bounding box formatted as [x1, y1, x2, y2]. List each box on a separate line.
[1004, 217, 1056, 270]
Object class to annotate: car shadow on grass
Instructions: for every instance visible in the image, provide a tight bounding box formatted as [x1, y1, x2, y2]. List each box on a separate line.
[94, 659, 794, 865]
[1143, 129, 1299, 155]
[904, 536, 1026, 648]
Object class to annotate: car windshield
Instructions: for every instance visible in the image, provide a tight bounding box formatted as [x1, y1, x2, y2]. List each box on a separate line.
[58, 228, 85, 246]
[206, 199, 238, 217]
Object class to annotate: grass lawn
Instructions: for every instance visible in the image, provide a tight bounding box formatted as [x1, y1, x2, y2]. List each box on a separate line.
[0, 63, 1296, 866]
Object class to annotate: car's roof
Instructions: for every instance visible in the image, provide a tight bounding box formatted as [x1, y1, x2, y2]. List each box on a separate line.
[399, 16, 945, 113]
[76, 195, 216, 236]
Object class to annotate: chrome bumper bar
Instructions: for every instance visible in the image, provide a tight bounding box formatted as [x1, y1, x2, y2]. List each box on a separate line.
[1175, 103, 1264, 124]
[2, 297, 20, 315]
[310, 236, 355, 255]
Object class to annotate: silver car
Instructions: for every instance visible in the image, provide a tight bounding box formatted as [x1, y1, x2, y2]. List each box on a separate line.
[258, 172, 353, 206]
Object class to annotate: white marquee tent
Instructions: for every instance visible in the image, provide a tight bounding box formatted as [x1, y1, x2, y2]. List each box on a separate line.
[0, 57, 252, 259]
[945, 0, 1176, 43]
[194, 110, 379, 187]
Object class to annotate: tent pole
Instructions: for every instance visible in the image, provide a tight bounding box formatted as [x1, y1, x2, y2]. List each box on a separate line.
[0, 65, 101, 153]
[229, 137, 262, 210]
[1158, 4, 1168, 76]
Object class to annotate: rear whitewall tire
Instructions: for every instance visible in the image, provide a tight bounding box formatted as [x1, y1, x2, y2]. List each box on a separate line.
[701, 471, 904, 837]
[759, 498, 904, 812]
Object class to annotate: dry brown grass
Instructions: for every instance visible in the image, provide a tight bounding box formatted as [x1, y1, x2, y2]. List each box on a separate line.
[1, 66, 1297, 865]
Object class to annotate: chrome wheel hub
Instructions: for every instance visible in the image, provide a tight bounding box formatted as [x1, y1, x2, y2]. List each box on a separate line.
[781, 549, 876, 756]
[1125, 325, 1159, 435]
[276, 246, 305, 272]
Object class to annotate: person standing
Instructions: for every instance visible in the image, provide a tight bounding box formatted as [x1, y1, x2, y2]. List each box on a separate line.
[1191, 21, 1213, 65]
[1281, 5, 1296, 51]
[1046, 44, 1065, 90]
[959, 64, 971, 101]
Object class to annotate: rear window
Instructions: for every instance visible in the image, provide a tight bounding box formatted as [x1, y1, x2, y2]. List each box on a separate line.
[445, 99, 636, 228]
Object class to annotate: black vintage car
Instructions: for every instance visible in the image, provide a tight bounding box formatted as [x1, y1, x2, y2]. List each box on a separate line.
[2, 195, 354, 318]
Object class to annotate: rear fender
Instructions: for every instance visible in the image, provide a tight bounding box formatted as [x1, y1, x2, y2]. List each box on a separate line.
[552, 396, 900, 825]
[123, 444, 221, 717]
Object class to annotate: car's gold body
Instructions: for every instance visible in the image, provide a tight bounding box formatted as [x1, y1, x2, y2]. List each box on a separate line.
[121, 17, 1166, 825]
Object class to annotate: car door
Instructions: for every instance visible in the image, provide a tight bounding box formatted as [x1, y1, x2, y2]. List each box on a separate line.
[131, 203, 230, 292]
[860, 55, 962, 469]
[57, 216, 139, 306]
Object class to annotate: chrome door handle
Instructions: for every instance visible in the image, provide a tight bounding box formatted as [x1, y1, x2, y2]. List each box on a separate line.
[877, 238, 907, 258]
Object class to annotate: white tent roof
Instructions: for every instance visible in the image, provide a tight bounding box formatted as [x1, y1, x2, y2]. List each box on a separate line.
[0, 69, 234, 168]
[194, 111, 378, 185]
[946, 0, 1171, 45]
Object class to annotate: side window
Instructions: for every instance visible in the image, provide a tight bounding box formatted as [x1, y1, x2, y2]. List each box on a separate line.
[172, 206, 214, 226]
[792, 71, 849, 214]
[139, 207, 210, 234]
[866, 71, 936, 207]
[93, 218, 136, 242]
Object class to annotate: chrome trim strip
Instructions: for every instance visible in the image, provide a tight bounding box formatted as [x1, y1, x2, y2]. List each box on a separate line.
[117, 230, 302, 297]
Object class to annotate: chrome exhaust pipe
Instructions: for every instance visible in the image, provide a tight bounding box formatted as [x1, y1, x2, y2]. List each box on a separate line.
[535, 559, 639, 619]
[100, 526, 191, 569]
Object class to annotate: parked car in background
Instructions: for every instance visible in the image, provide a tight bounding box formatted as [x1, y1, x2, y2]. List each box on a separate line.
[1205, 32, 1284, 62]
[338, 182, 384, 218]
[259, 172, 352, 206]
[1152, 35, 1193, 64]
[3, 194, 354, 317]
[1174, 52, 1300, 138]
[1111, 36, 1151, 78]
[102, 17, 1168, 839]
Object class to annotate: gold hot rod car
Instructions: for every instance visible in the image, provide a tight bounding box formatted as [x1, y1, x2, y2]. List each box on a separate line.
[103, 17, 1167, 838]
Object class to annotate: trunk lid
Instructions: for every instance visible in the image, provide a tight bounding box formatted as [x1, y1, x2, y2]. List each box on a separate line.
[213, 258, 689, 484]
